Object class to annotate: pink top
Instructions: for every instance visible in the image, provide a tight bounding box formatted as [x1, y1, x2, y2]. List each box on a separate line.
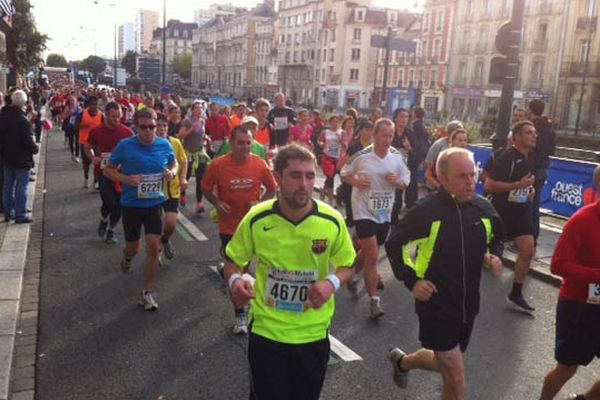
[290, 124, 313, 145]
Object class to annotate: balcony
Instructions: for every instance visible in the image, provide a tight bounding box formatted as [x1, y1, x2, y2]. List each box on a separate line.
[474, 42, 487, 54]
[470, 76, 484, 87]
[531, 39, 548, 52]
[455, 76, 467, 86]
[527, 78, 544, 89]
[577, 17, 597, 30]
[569, 62, 600, 77]
[323, 17, 337, 29]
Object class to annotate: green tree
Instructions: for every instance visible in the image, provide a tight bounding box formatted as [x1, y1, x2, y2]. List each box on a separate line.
[6, 0, 48, 74]
[46, 53, 68, 68]
[80, 55, 106, 77]
[121, 50, 137, 77]
[170, 53, 192, 81]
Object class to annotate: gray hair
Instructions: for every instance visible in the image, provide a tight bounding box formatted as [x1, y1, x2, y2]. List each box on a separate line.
[436, 147, 474, 179]
[11, 90, 28, 107]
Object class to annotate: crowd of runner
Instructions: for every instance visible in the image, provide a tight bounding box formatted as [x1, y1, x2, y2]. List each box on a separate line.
[3, 82, 599, 400]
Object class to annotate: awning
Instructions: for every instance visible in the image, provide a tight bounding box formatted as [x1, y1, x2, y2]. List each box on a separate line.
[0, 0, 15, 18]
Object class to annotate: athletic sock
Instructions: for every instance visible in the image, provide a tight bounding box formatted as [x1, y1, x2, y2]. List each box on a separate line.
[510, 283, 523, 297]
[371, 296, 380, 304]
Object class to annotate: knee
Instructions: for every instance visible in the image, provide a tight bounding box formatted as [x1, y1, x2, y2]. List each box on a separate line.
[124, 243, 140, 257]
[555, 363, 578, 380]
[146, 240, 161, 257]
[443, 367, 466, 396]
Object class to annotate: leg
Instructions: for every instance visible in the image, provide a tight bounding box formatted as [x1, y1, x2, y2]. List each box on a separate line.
[401, 348, 442, 372]
[584, 379, 600, 399]
[360, 236, 380, 297]
[532, 168, 547, 244]
[434, 346, 466, 400]
[162, 211, 177, 241]
[13, 169, 30, 220]
[391, 189, 404, 225]
[75, 131, 80, 157]
[405, 165, 419, 207]
[540, 363, 578, 400]
[81, 145, 90, 180]
[124, 240, 141, 259]
[290, 338, 330, 400]
[3, 167, 15, 219]
[143, 234, 161, 292]
[513, 234, 535, 285]
[195, 162, 207, 203]
[68, 130, 76, 156]
[248, 333, 292, 400]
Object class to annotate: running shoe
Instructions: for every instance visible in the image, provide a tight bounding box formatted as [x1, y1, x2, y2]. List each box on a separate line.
[120, 256, 132, 273]
[72, 155, 79, 163]
[94, 181, 100, 191]
[105, 229, 118, 244]
[389, 347, 410, 388]
[163, 239, 175, 260]
[97, 220, 108, 238]
[370, 297, 385, 319]
[196, 202, 205, 214]
[232, 311, 248, 335]
[507, 293, 535, 312]
[139, 291, 158, 311]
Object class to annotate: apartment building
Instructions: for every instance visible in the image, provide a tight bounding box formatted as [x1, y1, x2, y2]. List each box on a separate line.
[192, 2, 276, 98]
[118, 22, 136, 59]
[149, 19, 197, 76]
[136, 10, 159, 54]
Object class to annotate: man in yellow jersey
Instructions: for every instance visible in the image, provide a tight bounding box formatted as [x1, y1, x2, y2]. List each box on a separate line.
[156, 113, 188, 260]
[223, 144, 356, 400]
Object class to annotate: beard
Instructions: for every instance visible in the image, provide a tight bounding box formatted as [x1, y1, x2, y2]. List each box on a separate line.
[281, 190, 311, 209]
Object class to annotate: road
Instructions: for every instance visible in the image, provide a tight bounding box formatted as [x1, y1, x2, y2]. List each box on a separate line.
[36, 134, 598, 400]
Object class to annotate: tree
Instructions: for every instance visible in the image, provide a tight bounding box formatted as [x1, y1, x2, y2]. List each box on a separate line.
[170, 53, 192, 81]
[46, 53, 68, 68]
[121, 51, 137, 77]
[80, 55, 106, 77]
[6, 0, 48, 74]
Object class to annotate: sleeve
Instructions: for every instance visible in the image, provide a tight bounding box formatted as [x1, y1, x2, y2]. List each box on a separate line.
[488, 205, 506, 257]
[267, 109, 274, 125]
[397, 157, 411, 186]
[173, 139, 186, 164]
[329, 217, 356, 269]
[110, 141, 126, 166]
[550, 215, 600, 283]
[384, 206, 431, 291]
[289, 109, 298, 125]
[201, 161, 218, 193]
[340, 153, 357, 177]
[488, 152, 511, 181]
[166, 141, 176, 166]
[224, 212, 256, 267]
[424, 141, 439, 166]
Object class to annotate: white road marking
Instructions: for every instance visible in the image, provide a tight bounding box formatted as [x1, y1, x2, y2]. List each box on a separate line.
[177, 213, 209, 241]
[208, 264, 362, 362]
[540, 222, 562, 234]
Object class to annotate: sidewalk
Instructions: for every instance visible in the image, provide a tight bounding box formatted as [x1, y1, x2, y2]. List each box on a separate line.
[314, 172, 563, 287]
[0, 136, 45, 400]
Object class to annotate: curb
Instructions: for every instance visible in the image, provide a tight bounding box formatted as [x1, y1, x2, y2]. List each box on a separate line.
[500, 255, 562, 288]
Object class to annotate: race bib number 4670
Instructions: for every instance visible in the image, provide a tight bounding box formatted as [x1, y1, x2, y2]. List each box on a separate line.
[137, 173, 164, 199]
[264, 267, 317, 313]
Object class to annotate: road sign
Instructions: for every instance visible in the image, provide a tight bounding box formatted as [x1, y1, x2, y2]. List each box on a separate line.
[370, 35, 416, 52]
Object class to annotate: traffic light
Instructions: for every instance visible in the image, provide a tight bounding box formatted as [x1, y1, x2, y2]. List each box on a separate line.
[489, 20, 521, 84]
[489, 56, 506, 84]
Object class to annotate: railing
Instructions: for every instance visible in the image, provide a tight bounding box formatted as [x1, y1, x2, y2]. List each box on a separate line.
[577, 16, 597, 30]
[470, 76, 483, 87]
[531, 39, 548, 52]
[527, 78, 544, 89]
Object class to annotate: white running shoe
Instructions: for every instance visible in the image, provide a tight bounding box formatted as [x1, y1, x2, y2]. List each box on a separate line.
[140, 291, 158, 311]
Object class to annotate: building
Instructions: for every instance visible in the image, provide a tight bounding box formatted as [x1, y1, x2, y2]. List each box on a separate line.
[118, 22, 136, 59]
[150, 19, 197, 78]
[138, 56, 161, 83]
[554, 0, 600, 132]
[136, 9, 159, 54]
[194, 3, 237, 27]
[192, 2, 276, 98]
[446, 0, 567, 122]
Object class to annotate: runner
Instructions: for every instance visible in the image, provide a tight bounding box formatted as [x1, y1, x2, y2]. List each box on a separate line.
[539, 165, 600, 400]
[229, 102, 246, 128]
[385, 147, 505, 400]
[267, 92, 296, 147]
[61, 95, 82, 163]
[289, 108, 313, 151]
[318, 115, 343, 207]
[205, 102, 231, 155]
[156, 113, 188, 260]
[75, 96, 104, 189]
[341, 118, 410, 318]
[85, 101, 134, 243]
[102, 109, 177, 311]
[202, 125, 277, 334]
[254, 98, 273, 150]
[177, 100, 208, 213]
[425, 128, 469, 190]
[485, 120, 537, 312]
[167, 104, 182, 137]
[223, 144, 355, 399]
[215, 116, 268, 162]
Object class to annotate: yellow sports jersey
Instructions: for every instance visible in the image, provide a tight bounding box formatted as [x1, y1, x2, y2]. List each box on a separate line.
[164, 137, 186, 199]
[225, 199, 356, 344]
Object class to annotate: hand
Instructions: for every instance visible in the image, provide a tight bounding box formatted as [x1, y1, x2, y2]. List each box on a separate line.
[179, 178, 188, 191]
[231, 278, 255, 308]
[412, 280, 438, 302]
[484, 254, 503, 277]
[217, 200, 231, 214]
[355, 176, 371, 190]
[518, 173, 535, 189]
[385, 172, 398, 185]
[308, 280, 335, 309]
[164, 169, 175, 182]
[126, 175, 141, 187]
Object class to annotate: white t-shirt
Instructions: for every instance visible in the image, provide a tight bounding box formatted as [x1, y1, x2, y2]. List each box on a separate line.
[341, 145, 411, 223]
[323, 128, 343, 159]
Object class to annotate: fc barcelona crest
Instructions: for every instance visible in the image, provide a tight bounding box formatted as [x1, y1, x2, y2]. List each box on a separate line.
[312, 239, 328, 254]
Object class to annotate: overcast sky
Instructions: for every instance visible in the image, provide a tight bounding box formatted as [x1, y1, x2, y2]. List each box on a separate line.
[30, 0, 424, 62]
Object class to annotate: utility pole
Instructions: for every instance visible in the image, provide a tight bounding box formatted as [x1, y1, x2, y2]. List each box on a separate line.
[162, 0, 167, 86]
[113, 23, 117, 87]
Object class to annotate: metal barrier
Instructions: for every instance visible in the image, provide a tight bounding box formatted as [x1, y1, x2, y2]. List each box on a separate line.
[470, 146, 599, 218]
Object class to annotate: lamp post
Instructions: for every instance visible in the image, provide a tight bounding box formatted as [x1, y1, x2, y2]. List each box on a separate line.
[380, 25, 396, 106]
[162, 0, 167, 85]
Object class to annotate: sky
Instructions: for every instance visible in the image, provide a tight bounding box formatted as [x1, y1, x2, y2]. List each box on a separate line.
[30, 0, 424, 62]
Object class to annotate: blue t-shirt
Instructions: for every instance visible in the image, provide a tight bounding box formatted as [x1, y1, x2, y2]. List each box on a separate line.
[110, 136, 175, 208]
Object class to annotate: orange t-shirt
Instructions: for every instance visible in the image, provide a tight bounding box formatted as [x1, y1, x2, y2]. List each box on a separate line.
[230, 114, 243, 128]
[201, 153, 277, 235]
[255, 124, 271, 147]
[79, 110, 104, 145]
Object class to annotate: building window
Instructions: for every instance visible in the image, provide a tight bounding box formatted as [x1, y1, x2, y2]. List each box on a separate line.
[331, 29, 336, 42]
[423, 13, 431, 32]
[433, 39, 441, 59]
[421, 40, 428, 59]
[399, 69, 404, 87]
[357, 10, 364, 21]
[436, 11, 444, 32]
[580, 40, 590, 63]
[350, 68, 359, 81]
[431, 70, 437, 87]
[329, 48, 335, 61]
[353, 28, 362, 41]
[351, 48, 360, 61]
[538, 23, 548, 40]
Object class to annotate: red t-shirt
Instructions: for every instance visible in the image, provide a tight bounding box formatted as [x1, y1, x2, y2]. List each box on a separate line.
[205, 114, 231, 142]
[201, 154, 277, 235]
[551, 201, 600, 303]
[88, 123, 134, 154]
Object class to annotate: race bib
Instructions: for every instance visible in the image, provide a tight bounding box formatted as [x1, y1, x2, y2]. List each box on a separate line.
[587, 284, 600, 304]
[264, 267, 317, 313]
[368, 190, 394, 216]
[100, 152, 111, 169]
[508, 187, 530, 203]
[327, 145, 340, 159]
[137, 173, 164, 199]
[274, 116, 288, 131]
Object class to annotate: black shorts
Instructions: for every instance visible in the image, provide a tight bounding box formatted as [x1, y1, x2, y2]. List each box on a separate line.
[162, 198, 179, 213]
[418, 315, 475, 352]
[220, 234, 233, 252]
[354, 219, 390, 246]
[121, 206, 163, 242]
[494, 203, 533, 239]
[555, 300, 600, 366]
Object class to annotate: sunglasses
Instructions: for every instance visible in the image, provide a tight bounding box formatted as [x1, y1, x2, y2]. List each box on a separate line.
[138, 124, 157, 131]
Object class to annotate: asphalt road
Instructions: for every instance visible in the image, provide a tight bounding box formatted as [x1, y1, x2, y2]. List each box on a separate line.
[37, 134, 598, 400]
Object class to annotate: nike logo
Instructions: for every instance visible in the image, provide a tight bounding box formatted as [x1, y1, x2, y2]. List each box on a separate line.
[263, 226, 275, 231]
